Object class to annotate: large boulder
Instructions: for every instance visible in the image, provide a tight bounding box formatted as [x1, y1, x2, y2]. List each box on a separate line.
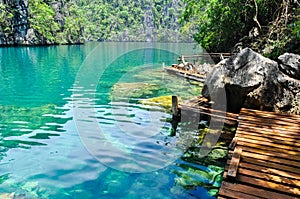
[278, 53, 300, 80]
[202, 48, 300, 114]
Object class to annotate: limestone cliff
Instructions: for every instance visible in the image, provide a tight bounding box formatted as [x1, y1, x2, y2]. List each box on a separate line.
[0, 0, 29, 45]
[0, 0, 187, 46]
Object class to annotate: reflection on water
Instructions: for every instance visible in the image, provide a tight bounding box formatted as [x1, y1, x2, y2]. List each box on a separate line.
[0, 42, 222, 199]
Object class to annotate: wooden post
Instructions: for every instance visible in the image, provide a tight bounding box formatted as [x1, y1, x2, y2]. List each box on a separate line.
[171, 95, 180, 136]
[172, 96, 179, 117]
[227, 146, 242, 180]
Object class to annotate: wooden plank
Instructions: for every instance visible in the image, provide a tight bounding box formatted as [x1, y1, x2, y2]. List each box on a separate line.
[227, 146, 242, 179]
[238, 112, 300, 123]
[181, 104, 238, 120]
[241, 156, 300, 176]
[220, 181, 297, 199]
[236, 131, 298, 146]
[236, 137, 300, 153]
[236, 127, 300, 141]
[239, 111, 300, 121]
[219, 108, 300, 198]
[238, 112, 300, 121]
[238, 161, 300, 180]
[240, 108, 300, 119]
[238, 145, 300, 162]
[218, 184, 260, 199]
[240, 151, 300, 168]
[238, 116, 300, 126]
[237, 175, 300, 196]
[235, 132, 300, 148]
[237, 167, 300, 187]
[238, 124, 300, 137]
[180, 105, 238, 125]
[236, 140, 300, 157]
[238, 116, 300, 128]
[237, 120, 300, 132]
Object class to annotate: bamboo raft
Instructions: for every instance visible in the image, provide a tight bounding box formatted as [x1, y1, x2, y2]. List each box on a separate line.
[163, 53, 235, 83]
[163, 66, 207, 82]
[219, 108, 300, 199]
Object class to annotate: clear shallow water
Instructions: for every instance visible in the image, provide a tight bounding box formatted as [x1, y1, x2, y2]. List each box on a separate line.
[0, 42, 222, 198]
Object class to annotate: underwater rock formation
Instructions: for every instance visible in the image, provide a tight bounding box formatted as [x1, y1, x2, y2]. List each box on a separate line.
[110, 82, 160, 101]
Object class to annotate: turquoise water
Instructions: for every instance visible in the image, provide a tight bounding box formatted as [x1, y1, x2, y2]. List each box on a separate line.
[0, 42, 222, 198]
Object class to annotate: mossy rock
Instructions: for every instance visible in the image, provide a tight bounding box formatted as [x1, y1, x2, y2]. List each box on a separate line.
[110, 82, 160, 101]
[139, 95, 179, 110]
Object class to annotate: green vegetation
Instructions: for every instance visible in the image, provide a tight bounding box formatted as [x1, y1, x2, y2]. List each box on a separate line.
[0, 3, 13, 35]
[1, 0, 298, 56]
[0, 0, 188, 44]
[28, 0, 60, 43]
[78, 0, 187, 42]
[181, 0, 300, 57]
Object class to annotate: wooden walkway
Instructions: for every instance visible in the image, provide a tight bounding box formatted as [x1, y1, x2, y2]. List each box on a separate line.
[218, 108, 300, 199]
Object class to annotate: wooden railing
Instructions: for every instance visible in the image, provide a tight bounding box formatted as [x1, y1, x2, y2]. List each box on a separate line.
[178, 53, 236, 64]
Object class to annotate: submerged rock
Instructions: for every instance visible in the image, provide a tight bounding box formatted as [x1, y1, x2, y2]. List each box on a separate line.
[110, 82, 160, 101]
[0, 193, 15, 199]
[202, 48, 300, 114]
[139, 95, 175, 109]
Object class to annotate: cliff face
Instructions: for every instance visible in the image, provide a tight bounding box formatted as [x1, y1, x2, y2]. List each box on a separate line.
[0, 0, 77, 45]
[0, 0, 188, 46]
[0, 0, 29, 45]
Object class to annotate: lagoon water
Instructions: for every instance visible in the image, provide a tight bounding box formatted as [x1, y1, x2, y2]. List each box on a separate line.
[0, 42, 220, 198]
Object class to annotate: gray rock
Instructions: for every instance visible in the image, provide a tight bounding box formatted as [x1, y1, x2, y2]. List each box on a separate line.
[278, 53, 300, 80]
[25, 28, 37, 45]
[202, 48, 278, 113]
[202, 48, 300, 114]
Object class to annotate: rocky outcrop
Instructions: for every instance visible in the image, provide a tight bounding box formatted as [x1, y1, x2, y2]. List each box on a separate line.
[202, 48, 300, 114]
[0, 0, 29, 45]
[0, 0, 73, 45]
[278, 53, 300, 80]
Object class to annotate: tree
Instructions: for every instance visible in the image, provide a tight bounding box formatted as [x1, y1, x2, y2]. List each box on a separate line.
[28, 0, 59, 43]
[181, 0, 300, 57]
[0, 3, 14, 35]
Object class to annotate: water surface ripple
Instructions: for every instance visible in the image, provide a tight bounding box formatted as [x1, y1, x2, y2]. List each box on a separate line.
[0, 42, 219, 199]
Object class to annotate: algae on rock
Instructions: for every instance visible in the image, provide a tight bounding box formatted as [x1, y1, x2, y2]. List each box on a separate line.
[110, 82, 160, 102]
[139, 95, 179, 110]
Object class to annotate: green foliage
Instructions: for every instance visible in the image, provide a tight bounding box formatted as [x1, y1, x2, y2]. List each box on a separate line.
[181, 0, 300, 55]
[1, 0, 190, 44]
[56, 2, 86, 44]
[38, 0, 187, 43]
[181, 0, 253, 52]
[290, 21, 300, 39]
[0, 3, 14, 34]
[28, 0, 59, 43]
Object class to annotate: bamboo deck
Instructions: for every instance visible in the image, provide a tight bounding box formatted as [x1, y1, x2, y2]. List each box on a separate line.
[163, 65, 207, 82]
[163, 53, 235, 82]
[218, 108, 300, 199]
